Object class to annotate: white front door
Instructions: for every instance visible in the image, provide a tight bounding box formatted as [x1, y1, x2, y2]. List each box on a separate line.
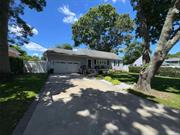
[54, 61, 80, 73]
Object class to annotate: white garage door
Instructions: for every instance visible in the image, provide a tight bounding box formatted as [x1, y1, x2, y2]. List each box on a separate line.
[54, 61, 80, 73]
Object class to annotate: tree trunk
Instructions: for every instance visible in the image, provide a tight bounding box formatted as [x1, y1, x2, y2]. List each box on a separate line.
[137, 53, 165, 91]
[136, 0, 180, 91]
[142, 39, 150, 64]
[0, 0, 10, 79]
[138, 0, 151, 64]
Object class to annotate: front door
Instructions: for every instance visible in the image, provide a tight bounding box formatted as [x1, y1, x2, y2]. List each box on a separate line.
[88, 59, 92, 68]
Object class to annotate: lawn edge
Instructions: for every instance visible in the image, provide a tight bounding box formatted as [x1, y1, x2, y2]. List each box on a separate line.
[127, 88, 180, 110]
[11, 75, 49, 135]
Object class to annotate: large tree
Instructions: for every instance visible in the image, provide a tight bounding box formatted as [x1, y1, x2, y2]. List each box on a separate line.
[130, 0, 179, 64]
[0, 0, 46, 77]
[72, 4, 133, 52]
[136, 0, 180, 91]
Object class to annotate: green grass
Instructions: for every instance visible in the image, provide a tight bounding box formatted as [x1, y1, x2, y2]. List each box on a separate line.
[105, 72, 180, 109]
[0, 74, 48, 135]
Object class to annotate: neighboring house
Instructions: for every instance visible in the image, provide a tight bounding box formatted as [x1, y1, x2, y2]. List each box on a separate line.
[44, 48, 122, 73]
[8, 47, 20, 57]
[132, 56, 143, 66]
[132, 56, 180, 68]
[162, 57, 180, 68]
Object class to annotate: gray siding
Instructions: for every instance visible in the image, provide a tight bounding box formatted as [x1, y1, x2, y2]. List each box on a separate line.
[46, 53, 120, 71]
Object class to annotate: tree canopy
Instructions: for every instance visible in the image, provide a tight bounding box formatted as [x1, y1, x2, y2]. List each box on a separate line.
[8, 0, 46, 45]
[10, 45, 40, 61]
[135, 0, 180, 91]
[168, 52, 180, 58]
[56, 43, 73, 50]
[123, 41, 143, 65]
[0, 0, 46, 75]
[130, 0, 180, 64]
[72, 4, 133, 52]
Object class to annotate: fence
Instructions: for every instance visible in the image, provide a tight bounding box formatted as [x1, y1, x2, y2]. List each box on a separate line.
[24, 61, 47, 73]
[112, 64, 129, 72]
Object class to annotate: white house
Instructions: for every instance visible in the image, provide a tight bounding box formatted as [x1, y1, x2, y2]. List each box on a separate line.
[132, 56, 143, 66]
[162, 57, 180, 68]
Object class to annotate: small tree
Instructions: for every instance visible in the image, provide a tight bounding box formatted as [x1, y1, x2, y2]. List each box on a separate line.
[72, 4, 133, 52]
[56, 43, 73, 50]
[136, 0, 180, 91]
[123, 41, 143, 65]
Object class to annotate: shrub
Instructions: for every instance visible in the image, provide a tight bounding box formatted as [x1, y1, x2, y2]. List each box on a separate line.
[96, 75, 103, 80]
[129, 66, 180, 78]
[9, 57, 24, 74]
[129, 66, 142, 73]
[157, 67, 180, 77]
[104, 76, 112, 82]
[111, 79, 120, 85]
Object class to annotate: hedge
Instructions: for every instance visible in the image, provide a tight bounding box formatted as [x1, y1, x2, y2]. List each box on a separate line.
[129, 66, 180, 78]
[9, 57, 24, 74]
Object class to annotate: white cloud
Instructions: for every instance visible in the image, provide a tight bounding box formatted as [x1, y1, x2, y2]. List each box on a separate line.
[32, 53, 39, 57]
[9, 25, 23, 36]
[24, 42, 47, 52]
[9, 25, 38, 36]
[104, 0, 126, 3]
[58, 5, 79, 24]
[32, 28, 38, 35]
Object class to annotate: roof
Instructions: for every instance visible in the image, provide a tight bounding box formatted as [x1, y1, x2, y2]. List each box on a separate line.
[165, 57, 180, 62]
[8, 47, 20, 55]
[46, 48, 120, 60]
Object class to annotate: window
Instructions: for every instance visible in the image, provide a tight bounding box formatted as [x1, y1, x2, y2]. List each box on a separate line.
[94, 60, 96, 65]
[107, 60, 109, 65]
[96, 60, 108, 65]
[114, 60, 116, 66]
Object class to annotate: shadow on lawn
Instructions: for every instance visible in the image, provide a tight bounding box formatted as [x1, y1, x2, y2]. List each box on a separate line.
[23, 74, 180, 135]
[109, 72, 180, 94]
[0, 74, 47, 135]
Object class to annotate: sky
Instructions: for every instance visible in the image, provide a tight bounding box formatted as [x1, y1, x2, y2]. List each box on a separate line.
[19, 0, 180, 57]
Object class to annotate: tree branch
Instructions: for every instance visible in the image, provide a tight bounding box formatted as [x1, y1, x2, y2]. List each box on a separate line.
[156, 0, 180, 51]
[170, 26, 180, 39]
[167, 30, 180, 50]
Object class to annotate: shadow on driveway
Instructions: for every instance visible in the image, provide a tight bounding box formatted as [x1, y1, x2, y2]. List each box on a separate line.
[23, 74, 180, 135]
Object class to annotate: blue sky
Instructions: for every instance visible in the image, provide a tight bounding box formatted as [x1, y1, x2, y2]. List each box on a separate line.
[20, 0, 179, 57]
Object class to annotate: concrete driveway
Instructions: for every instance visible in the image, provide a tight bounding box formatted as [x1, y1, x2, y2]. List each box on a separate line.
[22, 74, 180, 135]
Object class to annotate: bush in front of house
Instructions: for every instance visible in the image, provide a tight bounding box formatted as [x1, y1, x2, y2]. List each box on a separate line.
[129, 66, 180, 78]
[129, 66, 142, 73]
[157, 67, 180, 77]
[104, 76, 112, 82]
[9, 57, 24, 74]
[111, 79, 121, 85]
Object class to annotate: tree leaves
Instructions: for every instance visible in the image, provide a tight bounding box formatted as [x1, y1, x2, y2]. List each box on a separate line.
[72, 4, 133, 52]
[56, 43, 73, 50]
[8, 0, 46, 46]
[123, 40, 143, 65]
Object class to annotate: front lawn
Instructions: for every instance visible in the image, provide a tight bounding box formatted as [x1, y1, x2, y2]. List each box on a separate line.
[103, 72, 180, 109]
[0, 74, 48, 135]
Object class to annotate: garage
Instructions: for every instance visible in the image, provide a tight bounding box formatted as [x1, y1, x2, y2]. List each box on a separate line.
[53, 61, 80, 73]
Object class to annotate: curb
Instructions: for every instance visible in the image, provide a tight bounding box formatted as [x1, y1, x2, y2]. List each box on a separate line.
[11, 76, 49, 135]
